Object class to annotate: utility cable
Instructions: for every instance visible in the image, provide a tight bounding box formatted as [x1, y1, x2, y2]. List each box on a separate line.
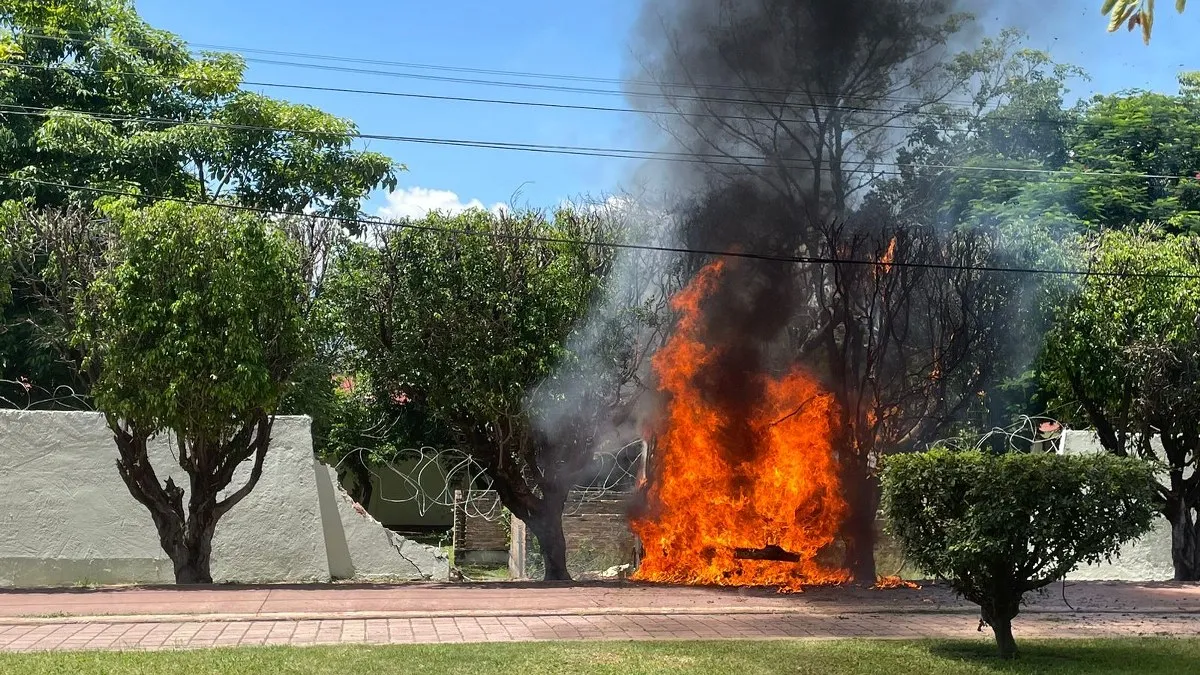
[6, 173, 1199, 280]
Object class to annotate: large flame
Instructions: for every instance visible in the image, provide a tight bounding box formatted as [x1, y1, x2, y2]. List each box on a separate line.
[631, 261, 848, 590]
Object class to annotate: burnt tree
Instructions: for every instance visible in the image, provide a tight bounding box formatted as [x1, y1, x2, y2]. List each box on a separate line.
[630, 1, 1063, 579]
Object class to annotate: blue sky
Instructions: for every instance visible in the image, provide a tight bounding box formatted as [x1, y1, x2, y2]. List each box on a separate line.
[135, 0, 1195, 218]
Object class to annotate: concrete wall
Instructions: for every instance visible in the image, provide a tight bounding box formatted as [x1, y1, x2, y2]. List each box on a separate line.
[0, 411, 447, 587]
[362, 458, 456, 532]
[316, 464, 448, 581]
[452, 490, 637, 575]
[1059, 430, 1175, 581]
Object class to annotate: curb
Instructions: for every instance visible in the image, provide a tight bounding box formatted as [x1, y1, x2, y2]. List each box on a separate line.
[2, 605, 1196, 626]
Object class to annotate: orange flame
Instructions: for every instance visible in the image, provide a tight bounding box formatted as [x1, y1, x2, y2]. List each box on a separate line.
[876, 237, 897, 276]
[873, 575, 920, 590]
[631, 262, 848, 591]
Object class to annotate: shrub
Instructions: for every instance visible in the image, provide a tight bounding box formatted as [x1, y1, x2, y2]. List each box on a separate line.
[881, 449, 1158, 659]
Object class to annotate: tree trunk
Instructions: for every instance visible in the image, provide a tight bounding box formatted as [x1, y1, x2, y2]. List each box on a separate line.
[1167, 496, 1199, 581]
[167, 529, 216, 584]
[981, 594, 1022, 659]
[840, 461, 879, 582]
[990, 616, 1019, 660]
[169, 475, 222, 585]
[109, 414, 272, 585]
[527, 510, 571, 582]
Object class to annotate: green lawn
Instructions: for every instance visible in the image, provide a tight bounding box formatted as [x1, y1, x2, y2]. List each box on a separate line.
[0, 639, 1196, 674]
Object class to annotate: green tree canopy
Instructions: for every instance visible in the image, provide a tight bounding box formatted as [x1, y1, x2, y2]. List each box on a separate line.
[0, 0, 398, 217]
[325, 207, 620, 580]
[0, 0, 398, 407]
[1041, 226, 1200, 580]
[1064, 77, 1200, 233]
[82, 199, 306, 583]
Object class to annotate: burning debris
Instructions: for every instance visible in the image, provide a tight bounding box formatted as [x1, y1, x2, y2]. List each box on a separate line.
[732, 545, 802, 563]
[622, 0, 993, 590]
[630, 262, 848, 591]
[873, 576, 921, 590]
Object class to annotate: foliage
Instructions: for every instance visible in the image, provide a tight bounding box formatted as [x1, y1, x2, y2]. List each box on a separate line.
[326, 206, 620, 580]
[81, 199, 306, 583]
[1041, 226, 1200, 580]
[870, 32, 1094, 433]
[1102, 0, 1187, 44]
[0, 204, 115, 406]
[1064, 77, 1200, 234]
[882, 449, 1159, 658]
[85, 200, 305, 436]
[0, 0, 398, 409]
[328, 208, 614, 444]
[0, 0, 398, 217]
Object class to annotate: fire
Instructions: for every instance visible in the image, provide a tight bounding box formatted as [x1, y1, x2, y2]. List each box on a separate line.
[631, 261, 848, 590]
[873, 576, 920, 590]
[875, 237, 897, 276]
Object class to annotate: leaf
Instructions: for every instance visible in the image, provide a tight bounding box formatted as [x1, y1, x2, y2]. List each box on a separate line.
[1107, 0, 1137, 31]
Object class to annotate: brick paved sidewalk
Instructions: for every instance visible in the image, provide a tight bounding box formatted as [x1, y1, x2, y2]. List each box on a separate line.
[0, 582, 1195, 652]
[0, 610, 1196, 652]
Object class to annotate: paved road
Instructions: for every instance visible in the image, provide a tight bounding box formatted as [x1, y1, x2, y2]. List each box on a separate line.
[0, 581, 1195, 652]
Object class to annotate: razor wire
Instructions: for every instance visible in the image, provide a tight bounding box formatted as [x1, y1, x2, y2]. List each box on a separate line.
[926, 408, 1080, 455]
[332, 438, 646, 522]
[0, 378, 94, 411]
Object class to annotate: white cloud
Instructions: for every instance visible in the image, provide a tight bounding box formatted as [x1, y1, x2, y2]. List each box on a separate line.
[377, 187, 506, 220]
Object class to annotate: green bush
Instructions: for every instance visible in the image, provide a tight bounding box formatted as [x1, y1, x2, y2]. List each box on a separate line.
[881, 449, 1158, 659]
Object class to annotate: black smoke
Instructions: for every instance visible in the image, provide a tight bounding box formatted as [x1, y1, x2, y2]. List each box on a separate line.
[632, 0, 977, 428]
[628, 0, 993, 576]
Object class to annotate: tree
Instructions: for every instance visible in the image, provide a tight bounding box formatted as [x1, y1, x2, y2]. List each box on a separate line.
[633, 7, 1092, 581]
[632, 0, 1006, 583]
[882, 449, 1158, 659]
[326, 208, 619, 580]
[869, 35, 1087, 440]
[0, 0, 397, 216]
[1042, 227, 1200, 580]
[1102, 0, 1187, 44]
[81, 200, 306, 584]
[0, 0, 398, 406]
[0, 205, 116, 407]
[1064, 75, 1200, 234]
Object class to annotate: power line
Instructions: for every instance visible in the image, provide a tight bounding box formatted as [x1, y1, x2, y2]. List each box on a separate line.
[5, 174, 1197, 280]
[0, 103, 1185, 181]
[18, 30, 983, 108]
[2, 45, 1147, 140]
[2, 57, 959, 129]
[0, 62, 928, 132]
[200, 42, 972, 108]
[13, 31, 1099, 134]
[219, 56, 1127, 135]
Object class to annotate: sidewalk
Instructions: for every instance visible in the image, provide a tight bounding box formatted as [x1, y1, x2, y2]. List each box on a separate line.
[0, 581, 1195, 652]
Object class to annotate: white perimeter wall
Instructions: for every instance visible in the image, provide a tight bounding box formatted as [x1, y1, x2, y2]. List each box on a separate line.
[1060, 430, 1175, 581]
[0, 411, 448, 587]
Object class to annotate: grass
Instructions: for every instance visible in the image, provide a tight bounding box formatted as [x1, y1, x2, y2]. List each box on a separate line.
[457, 564, 511, 581]
[0, 639, 1195, 674]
